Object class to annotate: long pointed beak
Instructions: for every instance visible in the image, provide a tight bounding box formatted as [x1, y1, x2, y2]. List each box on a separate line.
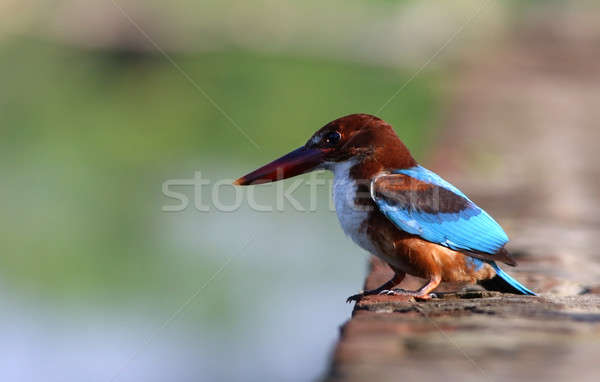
[234, 146, 325, 185]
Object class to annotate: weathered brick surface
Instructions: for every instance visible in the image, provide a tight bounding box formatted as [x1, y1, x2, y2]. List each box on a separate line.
[326, 7, 600, 382]
[329, 287, 600, 382]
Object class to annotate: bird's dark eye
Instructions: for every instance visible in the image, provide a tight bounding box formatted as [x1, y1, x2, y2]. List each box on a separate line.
[322, 131, 341, 146]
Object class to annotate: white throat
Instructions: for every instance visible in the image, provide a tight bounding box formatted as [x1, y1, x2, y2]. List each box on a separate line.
[331, 160, 376, 254]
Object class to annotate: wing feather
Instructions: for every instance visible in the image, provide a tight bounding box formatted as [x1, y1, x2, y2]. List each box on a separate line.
[371, 166, 515, 265]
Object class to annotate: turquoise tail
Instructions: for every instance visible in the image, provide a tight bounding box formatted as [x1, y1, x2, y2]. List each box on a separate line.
[480, 263, 537, 296]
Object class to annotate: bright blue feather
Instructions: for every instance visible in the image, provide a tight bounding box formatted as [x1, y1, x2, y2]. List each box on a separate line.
[373, 166, 509, 256]
[490, 263, 537, 295]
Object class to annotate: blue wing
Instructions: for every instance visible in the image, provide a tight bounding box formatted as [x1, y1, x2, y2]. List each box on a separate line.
[371, 165, 510, 260]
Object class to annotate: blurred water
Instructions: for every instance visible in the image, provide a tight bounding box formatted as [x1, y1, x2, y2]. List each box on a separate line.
[0, 195, 366, 382]
[0, 160, 371, 381]
[0, 279, 359, 382]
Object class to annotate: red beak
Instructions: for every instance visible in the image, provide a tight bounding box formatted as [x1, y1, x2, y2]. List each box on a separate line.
[234, 146, 326, 185]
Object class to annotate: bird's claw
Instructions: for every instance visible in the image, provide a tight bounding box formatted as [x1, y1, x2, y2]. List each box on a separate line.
[347, 288, 389, 302]
[347, 288, 438, 302]
[378, 288, 438, 300]
[378, 288, 410, 296]
[346, 293, 364, 303]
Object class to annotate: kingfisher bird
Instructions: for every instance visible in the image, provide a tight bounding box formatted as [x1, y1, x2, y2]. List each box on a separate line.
[234, 114, 536, 300]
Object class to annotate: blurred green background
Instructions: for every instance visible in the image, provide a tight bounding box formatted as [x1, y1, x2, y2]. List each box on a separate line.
[0, 0, 544, 381]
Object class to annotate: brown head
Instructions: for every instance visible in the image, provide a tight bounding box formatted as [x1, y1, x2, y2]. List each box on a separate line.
[234, 114, 417, 185]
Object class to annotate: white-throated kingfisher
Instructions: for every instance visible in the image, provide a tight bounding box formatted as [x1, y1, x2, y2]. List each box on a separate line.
[234, 114, 536, 300]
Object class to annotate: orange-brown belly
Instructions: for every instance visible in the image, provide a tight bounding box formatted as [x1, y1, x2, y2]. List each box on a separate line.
[365, 211, 495, 283]
[394, 237, 495, 282]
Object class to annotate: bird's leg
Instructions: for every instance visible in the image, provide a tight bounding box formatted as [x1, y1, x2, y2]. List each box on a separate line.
[346, 272, 405, 302]
[383, 274, 442, 300]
